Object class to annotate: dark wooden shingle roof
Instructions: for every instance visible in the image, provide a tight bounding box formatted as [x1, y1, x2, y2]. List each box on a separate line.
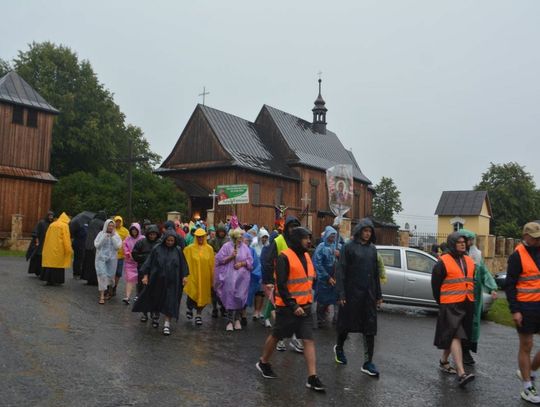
[0, 71, 59, 114]
[435, 190, 491, 216]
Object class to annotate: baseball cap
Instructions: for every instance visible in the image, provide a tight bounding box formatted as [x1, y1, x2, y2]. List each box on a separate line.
[523, 222, 540, 238]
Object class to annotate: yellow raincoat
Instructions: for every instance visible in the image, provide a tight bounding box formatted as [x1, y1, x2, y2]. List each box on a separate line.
[42, 212, 73, 268]
[114, 215, 129, 259]
[184, 229, 215, 307]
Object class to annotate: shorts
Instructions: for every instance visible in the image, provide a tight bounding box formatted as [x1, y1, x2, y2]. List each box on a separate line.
[517, 311, 540, 334]
[115, 259, 124, 278]
[272, 305, 313, 340]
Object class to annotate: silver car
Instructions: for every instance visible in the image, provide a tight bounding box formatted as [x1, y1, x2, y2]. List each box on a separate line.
[376, 245, 493, 314]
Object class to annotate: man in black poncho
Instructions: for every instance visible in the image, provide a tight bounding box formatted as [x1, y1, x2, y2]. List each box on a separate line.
[132, 230, 189, 336]
[26, 211, 54, 277]
[334, 218, 382, 377]
[81, 211, 107, 285]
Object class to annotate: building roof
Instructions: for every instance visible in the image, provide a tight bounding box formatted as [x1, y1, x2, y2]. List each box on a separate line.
[262, 105, 371, 184]
[0, 165, 57, 183]
[434, 190, 491, 216]
[199, 105, 300, 180]
[0, 71, 59, 114]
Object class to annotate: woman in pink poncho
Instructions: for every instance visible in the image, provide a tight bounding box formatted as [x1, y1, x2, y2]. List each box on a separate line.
[122, 223, 144, 304]
[214, 227, 253, 331]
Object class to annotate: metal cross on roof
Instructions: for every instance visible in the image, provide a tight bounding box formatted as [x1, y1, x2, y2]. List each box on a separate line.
[199, 86, 210, 106]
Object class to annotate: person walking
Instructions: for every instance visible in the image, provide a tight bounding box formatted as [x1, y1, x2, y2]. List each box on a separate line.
[81, 211, 107, 285]
[131, 224, 161, 321]
[40, 212, 72, 286]
[250, 228, 269, 320]
[244, 232, 262, 325]
[262, 216, 304, 353]
[26, 211, 54, 277]
[132, 230, 189, 335]
[431, 231, 476, 388]
[505, 222, 540, 403]
[333, 219, 382, 377]
[184, 228, 215, 326]
[313, 226, 340, 328]
[122, 223, 144, 305]
[94, 219, 123, 304]
[256, 227, 325, 392]
[208, 222, 229, 318]
[215, 227, 253, 331]
[460, 229, 498, 365]
[113, 215, 129, 296]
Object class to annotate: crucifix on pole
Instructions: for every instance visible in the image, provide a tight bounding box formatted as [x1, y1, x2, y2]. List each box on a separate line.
[199, 86, 210, 106]
[300, 192, 311, 228]
[208, 188, 218, 211]
[112, 140, 148, 223]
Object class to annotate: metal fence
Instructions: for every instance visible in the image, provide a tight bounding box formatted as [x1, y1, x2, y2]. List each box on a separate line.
[405, 232, 450, 251]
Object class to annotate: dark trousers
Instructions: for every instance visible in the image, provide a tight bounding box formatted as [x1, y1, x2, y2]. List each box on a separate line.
[337, 331, 375, 363]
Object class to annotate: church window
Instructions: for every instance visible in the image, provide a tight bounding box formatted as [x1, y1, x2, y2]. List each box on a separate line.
[27, 109, 38, 128]
[12, 106, 24, 125]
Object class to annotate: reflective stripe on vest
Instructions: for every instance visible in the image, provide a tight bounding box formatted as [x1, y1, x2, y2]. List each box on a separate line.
[274, 248, 315, 307]
[439, 254, 475, 304]
[516, 244, 540, 302]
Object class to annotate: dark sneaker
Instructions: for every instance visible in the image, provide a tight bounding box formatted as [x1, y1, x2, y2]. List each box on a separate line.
[140, 313, 148, 323]
[521, 386, 540, 403]
[211, 309, 218, 318]
[256, 360, 277, 379]
[306, 375, 326, 392]
[463, 349, 475, 366]
[334, 345, 347, 365]
[361, 362, 380, 377]
[458, 373, 475, 388]
[186, 309, 193, 320]
[163, 326, 171, 336]
[241, 317, 248, 327]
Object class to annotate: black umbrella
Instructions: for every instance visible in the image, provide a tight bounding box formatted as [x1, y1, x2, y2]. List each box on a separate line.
[70, 211, 95, 235]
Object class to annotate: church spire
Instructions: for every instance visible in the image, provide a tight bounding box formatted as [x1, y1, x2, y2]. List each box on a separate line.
[312, 78, 327, 134]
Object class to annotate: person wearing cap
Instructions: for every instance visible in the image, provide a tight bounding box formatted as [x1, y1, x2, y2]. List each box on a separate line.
[183, 228, 215, 326]
[505, 222, 540, 403]
[256, 227, 325, 392]
[431, 231, 476, 388]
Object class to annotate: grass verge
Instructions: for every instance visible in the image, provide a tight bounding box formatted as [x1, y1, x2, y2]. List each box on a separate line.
[486, 298, 514, 328]
[0, 249, 26, 257]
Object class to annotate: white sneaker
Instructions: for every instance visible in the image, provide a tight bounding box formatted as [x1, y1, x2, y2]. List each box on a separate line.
[521, 386, 540, 403]
[290, 338, 304, 353]
[234, 320, 242, 330]
[264, 319, 272, 328]
[226, 322, 234, 331]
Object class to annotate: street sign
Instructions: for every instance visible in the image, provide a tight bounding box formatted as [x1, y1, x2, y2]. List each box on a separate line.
[217, 184, 250, 205]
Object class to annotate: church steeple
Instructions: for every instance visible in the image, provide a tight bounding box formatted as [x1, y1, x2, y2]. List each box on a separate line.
[312, 78, 327, 134]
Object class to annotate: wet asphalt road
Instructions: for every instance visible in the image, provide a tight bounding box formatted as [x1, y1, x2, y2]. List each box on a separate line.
[0, 256, 534, 407]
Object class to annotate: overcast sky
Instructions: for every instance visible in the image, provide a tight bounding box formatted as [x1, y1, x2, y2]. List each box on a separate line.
[2, 0, 539, 231]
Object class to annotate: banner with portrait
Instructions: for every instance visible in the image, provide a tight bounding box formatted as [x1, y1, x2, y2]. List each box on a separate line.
[326, 164, 353, 222]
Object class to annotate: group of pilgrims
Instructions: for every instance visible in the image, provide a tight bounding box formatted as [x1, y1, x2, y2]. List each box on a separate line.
[25, 209, 540, 397]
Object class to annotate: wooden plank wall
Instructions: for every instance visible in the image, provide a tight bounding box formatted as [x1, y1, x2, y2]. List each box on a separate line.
[0, 177, 52, 236]
[0, 103, 54, 172]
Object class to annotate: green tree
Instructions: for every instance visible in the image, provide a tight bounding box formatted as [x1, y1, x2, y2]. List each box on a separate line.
[52, 170, 186, 222]
[11, 42, 160, 177]
[0, 58, 10, 76]
[372, 176, 403, 224]
[475, 162, 540, 237]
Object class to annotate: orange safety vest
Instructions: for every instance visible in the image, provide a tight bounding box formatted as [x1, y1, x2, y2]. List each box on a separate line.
[516, 244, 540, 302]
[274, 248, 315, 307]
[439, 253, 475, 304]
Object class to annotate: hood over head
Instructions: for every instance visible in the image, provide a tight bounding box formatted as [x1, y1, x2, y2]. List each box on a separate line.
[243, 232, 253, 243]
[229, 227, 244, 242]
[446, 231, 467, 256]
[208, 226, 216, 232]
[284, 215, 301, 238]
[258, 227, 270, 240]
[102, 219, 115, 233]
[459, 228, 476, 240]
[161, 229, 179, 247]
[44, 210, 55, 222]
[216, 222, 227, 233]
[269, 230, 279, 243]
[289, 227, 312, 252]
[129, 223, 141, 236]
[194, 228, 207, 237]
[145, 224, 160, 239]
[352, 218, 376, 244]
[114, 216, 124, 228]
[164, 220, 175, 230]
[57, 212, 70, 224]
[322, 226, 337, 244]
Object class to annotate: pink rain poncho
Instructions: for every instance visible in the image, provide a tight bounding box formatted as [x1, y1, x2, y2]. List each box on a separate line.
[122, 223, 144, 284]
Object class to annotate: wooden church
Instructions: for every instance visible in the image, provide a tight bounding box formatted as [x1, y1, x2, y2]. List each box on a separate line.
[0, 71, 58, 238]
[158, 80, 395, 241]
